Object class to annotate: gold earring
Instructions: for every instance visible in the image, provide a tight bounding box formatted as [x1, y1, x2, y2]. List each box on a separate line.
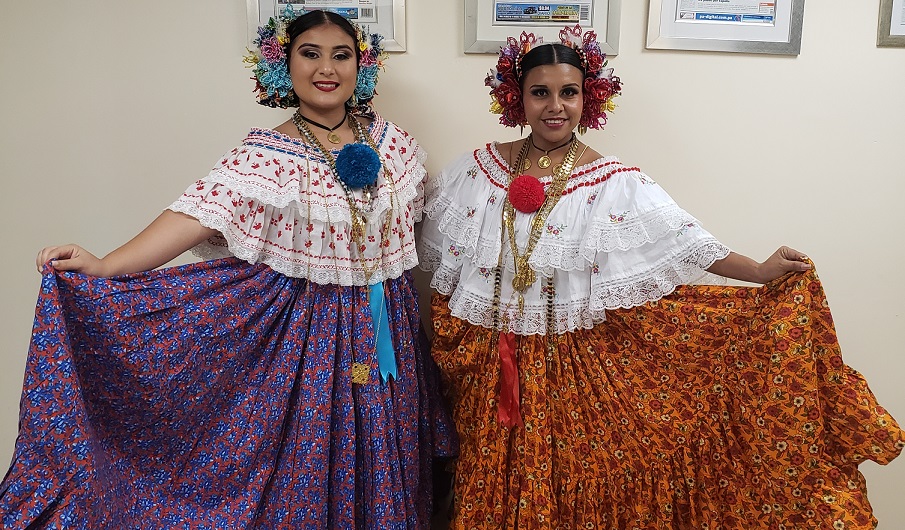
[578, 125, 587, 135]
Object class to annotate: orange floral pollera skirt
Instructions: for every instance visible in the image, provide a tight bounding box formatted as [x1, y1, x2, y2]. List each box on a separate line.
[430, 269, 903, 529]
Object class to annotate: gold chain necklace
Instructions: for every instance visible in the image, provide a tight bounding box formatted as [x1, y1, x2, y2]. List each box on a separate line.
[489, 138, 582, 427]
[292, 111, 397, 285]
[488, 137, 585, 426]
[294, 112, 400, 386]
[503, 136, 580, 312]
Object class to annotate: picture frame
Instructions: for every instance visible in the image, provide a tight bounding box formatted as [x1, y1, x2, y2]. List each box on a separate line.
[646, 0, 805, 55]
[878, 0, 905, 47]
[464, 0, 621, 56]
[247, 0, 407, 52]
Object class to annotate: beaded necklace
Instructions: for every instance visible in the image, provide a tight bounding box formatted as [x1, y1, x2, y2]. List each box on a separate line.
[293, 111, 400, 385]
[503, 136, 580, 312]
[490, 137, 584, 427]
[292, 111, 397, 285]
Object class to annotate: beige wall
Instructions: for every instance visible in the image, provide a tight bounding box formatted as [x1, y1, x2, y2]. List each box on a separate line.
[1, 0, 902, 525]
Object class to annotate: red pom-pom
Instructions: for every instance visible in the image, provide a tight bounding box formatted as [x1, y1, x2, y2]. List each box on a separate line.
[508, 175, 546, 213]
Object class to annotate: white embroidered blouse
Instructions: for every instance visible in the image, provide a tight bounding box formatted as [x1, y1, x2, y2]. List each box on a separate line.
[419, 142, 730, 335]
[169, 115, 427, 286]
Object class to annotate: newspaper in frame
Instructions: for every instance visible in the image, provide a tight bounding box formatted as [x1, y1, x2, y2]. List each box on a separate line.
[464, 0, 619, 55]
[277, 0, 378, 24]
[248, 0, 405, 51]
[646, 0, 802, 55]
[493, 1, 592, 26]
[676, 0, 776, 26]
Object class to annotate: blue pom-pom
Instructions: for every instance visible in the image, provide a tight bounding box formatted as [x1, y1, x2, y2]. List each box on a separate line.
[335, 143, 380, 189]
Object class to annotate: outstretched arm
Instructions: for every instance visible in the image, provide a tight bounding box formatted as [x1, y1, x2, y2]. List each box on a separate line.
[36, 210, 217, 277]
[707, 246, 811, 284]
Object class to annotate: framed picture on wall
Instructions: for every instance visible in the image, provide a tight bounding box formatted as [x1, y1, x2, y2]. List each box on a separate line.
[247, 0, 407, 51]
[464, 0, 621, 55]
[878, 0, 905, 47]
[646, 0, 805, 55]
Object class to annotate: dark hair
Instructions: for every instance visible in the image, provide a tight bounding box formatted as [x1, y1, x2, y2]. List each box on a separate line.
[285, 10, 361, 64]
[518, 43, 584, 85]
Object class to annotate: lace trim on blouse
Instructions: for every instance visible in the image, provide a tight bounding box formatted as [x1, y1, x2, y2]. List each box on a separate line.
[419, 143, 730, 335]
[169, 116, 428, 285]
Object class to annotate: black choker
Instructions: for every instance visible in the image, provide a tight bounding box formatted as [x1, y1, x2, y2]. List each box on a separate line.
[296, 112, 347, 144]
[529, 133, 575, 170]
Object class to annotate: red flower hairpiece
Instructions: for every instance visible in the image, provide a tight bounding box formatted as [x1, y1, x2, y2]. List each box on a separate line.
[485, 32, 540, 128]
[485, 25, 622, 131]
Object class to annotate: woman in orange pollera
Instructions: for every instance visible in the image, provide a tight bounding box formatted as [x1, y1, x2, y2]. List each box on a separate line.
[420, 24, 904, 530]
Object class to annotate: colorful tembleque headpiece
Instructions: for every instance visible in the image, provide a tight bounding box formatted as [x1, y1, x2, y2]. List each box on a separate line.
[244, 6, 387, 112]
[485, 25, 622, 131]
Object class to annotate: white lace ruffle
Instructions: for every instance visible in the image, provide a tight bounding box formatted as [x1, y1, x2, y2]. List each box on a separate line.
[420, 143, 731, 334]
[168, 118, 427, 285]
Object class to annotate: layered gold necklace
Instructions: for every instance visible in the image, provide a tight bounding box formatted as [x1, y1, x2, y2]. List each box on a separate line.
[293, 111, 401, 386]
[522, 133, 575, 171]
[500, 136, 581, 313]
[292, 110, 397, 285]
[489, 136, 584, 428]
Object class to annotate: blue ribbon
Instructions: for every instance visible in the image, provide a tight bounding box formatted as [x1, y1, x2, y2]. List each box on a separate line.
[368, 282, 397, 383]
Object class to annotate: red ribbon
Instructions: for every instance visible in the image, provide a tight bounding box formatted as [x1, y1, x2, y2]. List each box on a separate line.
[497, 331, 522, 428]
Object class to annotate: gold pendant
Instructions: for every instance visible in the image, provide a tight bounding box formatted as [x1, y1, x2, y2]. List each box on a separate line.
[327, 131, 341, 144]
[511, 263, 537, 293]
[351, 362, 370, 384]
[538, 155, 552, 169]
[521, 158, 531, 171]
[350, 217, 366, 244]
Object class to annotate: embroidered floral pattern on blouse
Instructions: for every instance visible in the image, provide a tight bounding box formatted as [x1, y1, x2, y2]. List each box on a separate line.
[448, 244, 461, 257]
[609, 211, 630, 223]
[546, 223, 566, 236]
[676, 223, 696, 238]
[466, 207, 477, 218]
[170, 124, 426, 286]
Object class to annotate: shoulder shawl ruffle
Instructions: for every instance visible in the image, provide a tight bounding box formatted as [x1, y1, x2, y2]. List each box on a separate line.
[169, 115, 427, 285]
[420, 143, 730, 335]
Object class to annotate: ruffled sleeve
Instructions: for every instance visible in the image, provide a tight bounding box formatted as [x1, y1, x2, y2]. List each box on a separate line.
[169, 120, 427, 285]
[420, 144, 730, 335]
[576, 162, 730, 309]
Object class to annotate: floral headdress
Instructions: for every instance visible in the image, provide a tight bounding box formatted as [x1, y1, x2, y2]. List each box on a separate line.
[243, 6, 387, 112]
[485, 25, 622, 131]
